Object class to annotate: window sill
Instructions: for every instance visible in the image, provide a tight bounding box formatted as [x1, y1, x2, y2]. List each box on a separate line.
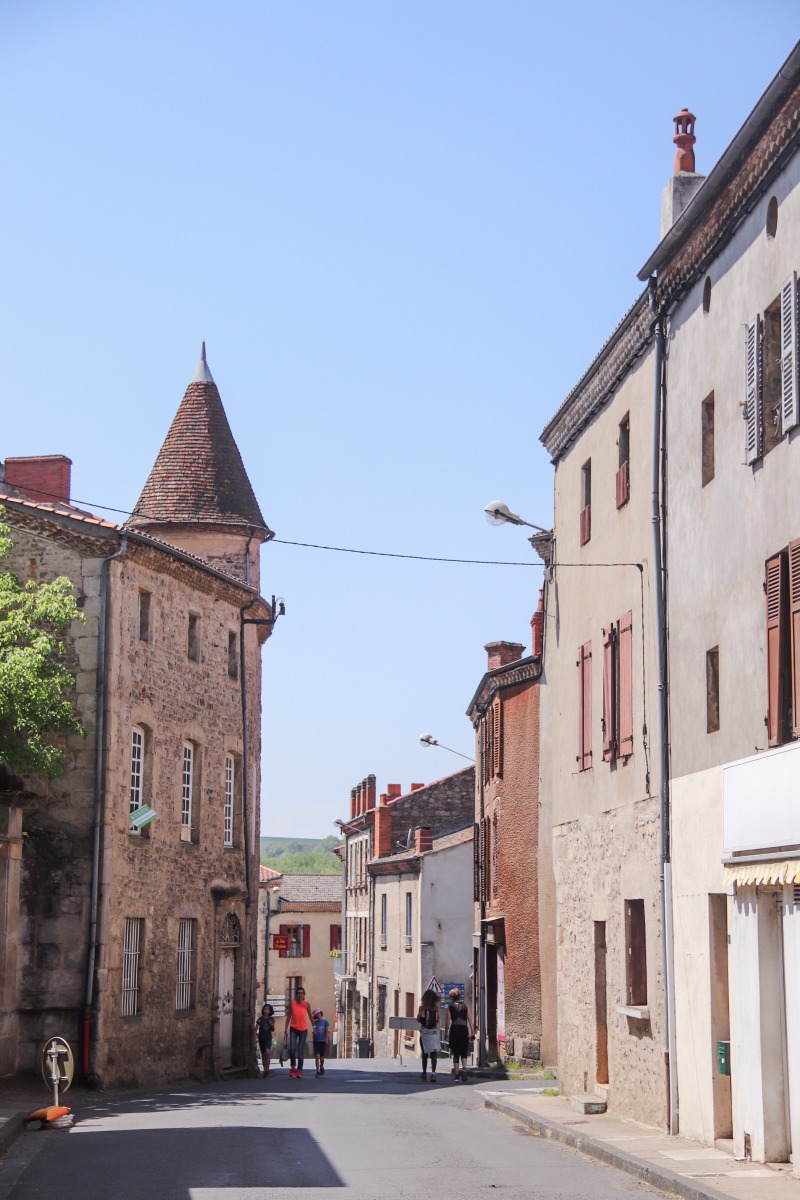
[616, 1004, 649, 1020]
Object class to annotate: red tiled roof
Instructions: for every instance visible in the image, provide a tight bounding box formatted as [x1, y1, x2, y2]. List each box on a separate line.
[127, 374, 268, 533]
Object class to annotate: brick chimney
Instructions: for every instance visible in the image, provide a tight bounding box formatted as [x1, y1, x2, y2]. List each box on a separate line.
[485, 641, 525, 671]
[386, 784, 402, 800]
[350, 787, 357, 820]
[531, 589, 545, 658]
[365, 774, 377, 811]
[4, 455, 72, 505]
[374, 806, 392, 857]
[410, 783, 425, 792]
[660, 109, 705, 237]
[414, 827, 434, 853]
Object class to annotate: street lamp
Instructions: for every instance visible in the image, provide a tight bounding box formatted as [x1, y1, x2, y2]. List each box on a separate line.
[419, 733, 474, 763]
[484, 500, 551, 534]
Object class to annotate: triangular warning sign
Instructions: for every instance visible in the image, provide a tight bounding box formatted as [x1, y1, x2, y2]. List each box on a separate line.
[427, 976, 443, 995]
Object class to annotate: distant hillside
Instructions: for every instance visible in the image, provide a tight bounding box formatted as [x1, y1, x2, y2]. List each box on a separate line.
[260, 835, 342, 875]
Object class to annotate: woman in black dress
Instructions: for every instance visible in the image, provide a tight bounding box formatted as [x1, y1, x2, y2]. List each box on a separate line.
[444, 988, 475, 1081]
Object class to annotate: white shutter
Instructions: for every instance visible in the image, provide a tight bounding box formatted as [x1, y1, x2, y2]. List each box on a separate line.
[781, 273, 799, 434]
[744, 317, 761, 464]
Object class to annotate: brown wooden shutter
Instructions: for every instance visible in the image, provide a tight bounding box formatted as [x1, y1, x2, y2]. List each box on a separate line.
[578, 642, 592, 771]
[483, 815, 491, 901]
[473, 822, 481, 902]
[602, 625, 616, 762]
[789, 541, 800, 738]
[477, 819, 485, 902]
[278, 923, 289, 959]
[618, 611, 634, 758]
[625, 899, 647, 1006]
[302, 924, 311, 958]
[766, 553, 787, 747]
[492, 695, 503, 777]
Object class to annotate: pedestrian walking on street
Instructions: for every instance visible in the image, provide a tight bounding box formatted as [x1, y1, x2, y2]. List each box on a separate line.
[255, 1003, 275, 1077]
[417, 989, 441, 1083]
[444, 988, 475, 1081]
[312, 1008, 330, 1076]
[284, 986, 314, 1079]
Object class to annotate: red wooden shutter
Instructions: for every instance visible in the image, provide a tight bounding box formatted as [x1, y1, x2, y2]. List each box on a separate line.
[302, 924, 311, 958]
[329, 924, 340, 951]
[781, 273, 799, 434]
[744, 317, 761, 464]
[492, 695, 503, 777]
[789, 541, 800, 738]
[615, 461, 630, 508]
[602, 625, 616, 761]
[578, 642, 592, 771]
[278, 923, 288, 959]
[618, 611, 634, 758]
[766, 553, 787, 747]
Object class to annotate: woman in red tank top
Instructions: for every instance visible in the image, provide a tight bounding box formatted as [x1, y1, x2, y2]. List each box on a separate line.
[284, 986, 314, 1078]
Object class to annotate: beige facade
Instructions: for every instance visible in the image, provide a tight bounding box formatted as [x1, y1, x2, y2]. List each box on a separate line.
[539, 305, 667, 1127]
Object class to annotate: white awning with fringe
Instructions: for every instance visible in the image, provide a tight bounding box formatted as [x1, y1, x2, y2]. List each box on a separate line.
[723, 859, 800, 887]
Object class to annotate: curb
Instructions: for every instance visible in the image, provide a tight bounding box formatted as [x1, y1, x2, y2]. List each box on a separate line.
[0, 1112, 26, 1159]
[483, 1095, 735, 1200]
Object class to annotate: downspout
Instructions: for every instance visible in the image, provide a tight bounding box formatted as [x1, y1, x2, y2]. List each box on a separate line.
[84, 533, 127, 1079]
[649, 278, 678, 1134]
[477, 726, 487, 1067]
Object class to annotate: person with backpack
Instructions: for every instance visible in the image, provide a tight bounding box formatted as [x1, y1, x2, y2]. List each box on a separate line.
[417, 989, 441, 1083]
[312, 1008, 330, 1077]
[444, 988, 475, 1081]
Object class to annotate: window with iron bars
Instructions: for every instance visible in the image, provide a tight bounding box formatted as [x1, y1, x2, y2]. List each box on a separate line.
[122, 917, 144, 1016]
[224, 755, 235, 847]
[176, 918, 196, 1010]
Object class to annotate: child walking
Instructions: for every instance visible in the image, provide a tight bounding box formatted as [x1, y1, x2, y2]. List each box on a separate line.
[255, 1003, 275, 1077]
[312, 1008, 330, 1076]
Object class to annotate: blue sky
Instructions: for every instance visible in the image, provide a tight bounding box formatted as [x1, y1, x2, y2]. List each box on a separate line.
[2, 2, 798, 835]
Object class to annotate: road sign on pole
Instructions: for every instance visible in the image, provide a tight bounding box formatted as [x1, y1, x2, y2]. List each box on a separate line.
[427, 976, 444, 995]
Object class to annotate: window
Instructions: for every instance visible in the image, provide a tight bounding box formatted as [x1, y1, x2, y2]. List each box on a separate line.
[287, 975, 303, 1002]
[129, 726, 151, 837]
[577, 641, 592, 771]
[492, 813, 499, 897]
[601, 612, 633, 763]
[228, 631, 238, 680]
[377, 983, 387, 1031]
[702, 275, 712, 314]
[766, 195, 778, 239]
[181, 742, 200, 842]
[701, 393, 715, 486]
[744, 273, 799, 464]
[176, 918, 196, 1011]
[765, 543, 800, 746]
[122, 917, 144, 1016]
[330, 923, 341, 952]
[404, 991, 415, 1044]
[616, 415, 630, 508]
[380, 893, 387, 948]
[474, 821, 482, 902]
[706, 647, 720, 734]
[187, 614, 200, 661]
[404, 892, 412, 949]
[223, 754, 235, 847]
[481, 695, 503, 783]
[625, 899, 647, 1006]
[138, 591, 151, 642]
[580, 460, 592, 545]
[279, 924, 309, 959]
[483, 814, 492, 901]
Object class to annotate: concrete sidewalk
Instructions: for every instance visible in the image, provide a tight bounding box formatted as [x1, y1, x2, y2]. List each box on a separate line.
[480, 1086, 799, 1200]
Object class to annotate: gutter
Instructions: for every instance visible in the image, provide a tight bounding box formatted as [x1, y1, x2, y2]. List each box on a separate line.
[638, 39, 800, 281]
[649, 281, 678, 1135]
[84, 533, 127, 1079]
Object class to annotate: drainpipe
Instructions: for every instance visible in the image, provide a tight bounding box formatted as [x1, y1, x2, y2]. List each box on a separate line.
[84, 533, 127, 1079]
[650, 278, 678, 1134]
[477, 726, 487, 1068]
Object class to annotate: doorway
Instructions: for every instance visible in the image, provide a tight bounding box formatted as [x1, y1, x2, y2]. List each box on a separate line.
[709, 894, 732, 1139]
[594, 921, 609, 1086]
[218, 949, 235, 1068]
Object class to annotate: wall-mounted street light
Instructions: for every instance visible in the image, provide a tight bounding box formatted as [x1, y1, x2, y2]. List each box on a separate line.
[419, 733, 475, 763]
[484, 500, 550, 534]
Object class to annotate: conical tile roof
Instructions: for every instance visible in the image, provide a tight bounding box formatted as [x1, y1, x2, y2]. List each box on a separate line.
[127, 346, 268, 533]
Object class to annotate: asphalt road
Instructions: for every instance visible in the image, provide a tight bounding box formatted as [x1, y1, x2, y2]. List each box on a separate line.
[0, 1060, 662, 1200]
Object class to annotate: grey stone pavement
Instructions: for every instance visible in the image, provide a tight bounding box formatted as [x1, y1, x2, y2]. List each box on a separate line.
[0, 1059, 798, 1200]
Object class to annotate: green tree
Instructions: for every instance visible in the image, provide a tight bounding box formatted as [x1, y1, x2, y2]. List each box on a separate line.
[0, 512, 84, 778]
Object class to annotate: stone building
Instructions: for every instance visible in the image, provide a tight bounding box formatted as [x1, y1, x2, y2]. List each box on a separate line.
[335, 768, 473, 1057]
[0, 347, 275, 1086]
[257, 873, 341, 1042]
[539, 287, 666, 1125]
[641, 43, 800, 1168]
[466, 616, 553, 1069]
